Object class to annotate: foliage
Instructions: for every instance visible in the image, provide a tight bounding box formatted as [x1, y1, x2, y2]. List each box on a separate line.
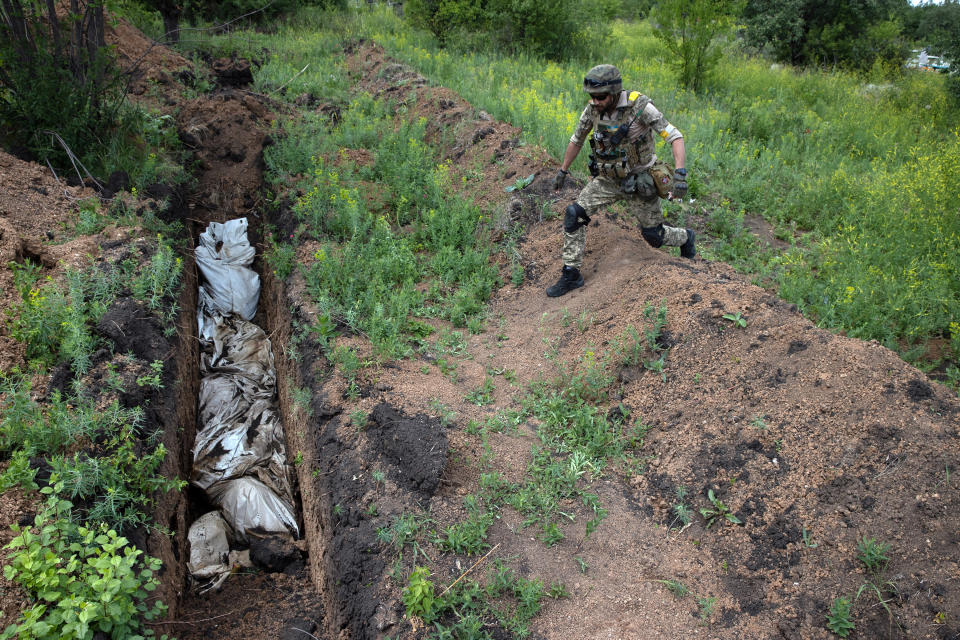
[741, 0, 910, 71]
[826, 596, 855, 637]
[131, 236, 183, 329]
[857, 537, 890, 576]
[435, 494, 494, 554]
[345, 9, 957, 367]
[2, 485, 169, 640]
[270, 94, 497, 359]
[699, 489, 742, 528]
[0, 374, 184, 532]
[404, 0, 616, 60]
[403, 566, 436, 621]
[650, 0, 742, 91]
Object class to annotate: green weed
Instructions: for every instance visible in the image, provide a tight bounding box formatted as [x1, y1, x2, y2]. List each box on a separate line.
[700, 489, 742, 528]
[403, 567, 436, 622]
[658, 579, 689, 598]
[857, 537, 890, 576]
[464, 376, 495, 406]
[722, 311, 747, 328]
[826, 597, 855, 637]
[3, 486, 169, 640]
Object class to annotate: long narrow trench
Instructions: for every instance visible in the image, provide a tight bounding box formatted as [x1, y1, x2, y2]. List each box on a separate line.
[160, 70, 449, 640]
[151, 82, 335, 639]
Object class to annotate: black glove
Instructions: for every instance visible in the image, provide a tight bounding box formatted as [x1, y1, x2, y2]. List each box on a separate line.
[553, 169, 568, 190]
[672, 168, 688, 200]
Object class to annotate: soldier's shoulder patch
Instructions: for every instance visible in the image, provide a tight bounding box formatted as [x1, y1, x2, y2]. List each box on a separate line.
[628, 91, 641, 102]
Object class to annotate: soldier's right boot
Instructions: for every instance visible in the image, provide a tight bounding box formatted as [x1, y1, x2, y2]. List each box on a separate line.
[546, 265, 584, 297]
[680, 228, 696, 259]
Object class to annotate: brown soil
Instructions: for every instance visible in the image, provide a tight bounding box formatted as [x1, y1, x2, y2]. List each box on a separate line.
[0, 25, 957, 640]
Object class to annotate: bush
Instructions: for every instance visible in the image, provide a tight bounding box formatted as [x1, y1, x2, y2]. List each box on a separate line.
[650, 0, 741, 91]
[2, 486, 169, 640]
[0, 0, 124, 176]
[404, 0, 616, 60]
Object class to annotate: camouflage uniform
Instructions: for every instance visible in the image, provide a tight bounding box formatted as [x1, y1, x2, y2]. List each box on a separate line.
[562, 91, 688, 269]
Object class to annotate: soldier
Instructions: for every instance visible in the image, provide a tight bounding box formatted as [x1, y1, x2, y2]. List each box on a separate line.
[547, 64, 695, 297]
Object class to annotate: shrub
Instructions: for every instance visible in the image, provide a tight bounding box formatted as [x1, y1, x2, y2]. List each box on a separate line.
[2, 486, 169, 640]
[650, 0, 741, 91]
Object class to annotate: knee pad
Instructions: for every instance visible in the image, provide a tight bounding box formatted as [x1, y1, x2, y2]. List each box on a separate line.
[564, 203, 587, 233]
[641, 224, 665, 248]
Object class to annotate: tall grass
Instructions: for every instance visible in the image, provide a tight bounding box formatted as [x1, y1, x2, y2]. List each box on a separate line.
[180, 7, 958, 369]
[322, 8, 959, 364]
[264, 91, 498, 359]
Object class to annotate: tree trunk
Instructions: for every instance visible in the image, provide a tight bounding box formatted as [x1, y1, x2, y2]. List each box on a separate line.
[162, 11, 180, 44]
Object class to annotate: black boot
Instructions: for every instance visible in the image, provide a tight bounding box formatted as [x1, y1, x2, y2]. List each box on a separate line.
[546, 265, 584, 297]
[680, 228, 696, 259]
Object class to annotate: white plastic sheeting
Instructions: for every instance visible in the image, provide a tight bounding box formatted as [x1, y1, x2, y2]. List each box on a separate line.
[186, 512, 253, 593]
[195, 218, 260, 321]
[189, 219, 298, 585]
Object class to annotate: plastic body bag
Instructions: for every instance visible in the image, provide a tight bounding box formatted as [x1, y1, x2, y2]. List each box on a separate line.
[190, 219, 298, 578]
[195, 218, 260, 320]
[208, 477, 299, 542]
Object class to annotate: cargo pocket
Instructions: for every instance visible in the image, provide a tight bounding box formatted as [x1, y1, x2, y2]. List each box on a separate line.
[649, 161, 674, 199]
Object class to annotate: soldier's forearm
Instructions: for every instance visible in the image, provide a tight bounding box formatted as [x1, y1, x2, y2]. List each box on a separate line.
[561, 143, 582, 172]
[671, 139, 686, 170]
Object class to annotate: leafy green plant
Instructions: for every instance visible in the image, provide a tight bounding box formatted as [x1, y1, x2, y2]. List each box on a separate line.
[3, 486, 169, 640]
[378, 512, 432, 565]
[696, 595, 717, 625]
[267, 236, 297, 281]
[435, 494, 493, 554]
[350, 409, 367, 430]
[826, 597, 855, 637]
[464, 376, 495, 406]
[504, 173, 535, 192]
[857, 537, 890, 576]
[650, 0, 739, 91]
[722, 311, 747, 328]
[670, 486, 693, 529]
[700, 489, 742, 528]
[131, 236, 182, 321]
[403, 567, 436, 621]
[135, 360, 164, 389]
[658, 579, 689, 598]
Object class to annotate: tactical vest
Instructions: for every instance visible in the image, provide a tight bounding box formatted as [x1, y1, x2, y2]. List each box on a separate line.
[588, 92, 654, 179]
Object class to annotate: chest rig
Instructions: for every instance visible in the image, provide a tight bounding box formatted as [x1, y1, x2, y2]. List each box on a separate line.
[588, 92, 652, 179]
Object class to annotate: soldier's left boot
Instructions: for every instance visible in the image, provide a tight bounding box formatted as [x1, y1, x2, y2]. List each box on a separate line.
[680, 229, 696, 259]
[546, 265, 584, 297]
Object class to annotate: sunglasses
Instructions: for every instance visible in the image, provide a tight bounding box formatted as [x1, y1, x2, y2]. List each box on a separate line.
[590, 93, 611, 102]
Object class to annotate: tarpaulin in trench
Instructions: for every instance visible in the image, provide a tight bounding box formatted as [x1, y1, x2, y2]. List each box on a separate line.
[189, 219, 298, 582]
[195, 217, 260, 321]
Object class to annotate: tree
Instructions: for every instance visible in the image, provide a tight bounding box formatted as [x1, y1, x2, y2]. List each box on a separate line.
[742, 0, 911, 70]
[0, 0, 122, 170]
[650, 0, 742, 91]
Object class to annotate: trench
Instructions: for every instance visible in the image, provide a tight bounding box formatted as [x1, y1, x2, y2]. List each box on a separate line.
[159, 215, 334, 638]
[151, 70, 450, 638]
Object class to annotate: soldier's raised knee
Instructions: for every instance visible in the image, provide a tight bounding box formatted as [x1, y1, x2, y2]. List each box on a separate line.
[641, 224, 665, 248]
[564, 203, 587, 233]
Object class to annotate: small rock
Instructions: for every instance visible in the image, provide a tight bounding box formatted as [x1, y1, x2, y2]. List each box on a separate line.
[373, 603, 398, 631]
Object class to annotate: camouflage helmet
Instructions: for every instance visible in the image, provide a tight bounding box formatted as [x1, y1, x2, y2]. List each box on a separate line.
[583, 64, 622, 96]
